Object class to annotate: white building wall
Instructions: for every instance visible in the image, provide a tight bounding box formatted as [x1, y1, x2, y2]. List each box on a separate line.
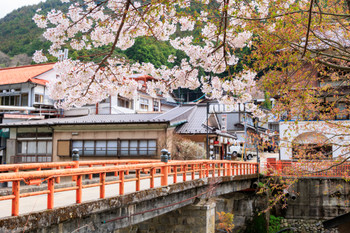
[280, 120, 350, 160]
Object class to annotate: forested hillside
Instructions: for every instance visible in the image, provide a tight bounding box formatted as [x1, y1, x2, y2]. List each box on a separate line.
[0, 0, 251, 101]
[0, 0, 184, 69]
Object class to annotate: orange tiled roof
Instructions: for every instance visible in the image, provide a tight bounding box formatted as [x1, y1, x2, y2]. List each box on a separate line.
[0, 63, 55, 85]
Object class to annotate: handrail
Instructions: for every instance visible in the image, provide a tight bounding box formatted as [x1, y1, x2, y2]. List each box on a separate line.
[0, 160, 258, 217]
[261, 160, 350, 178]
[0, 159, 159, 172]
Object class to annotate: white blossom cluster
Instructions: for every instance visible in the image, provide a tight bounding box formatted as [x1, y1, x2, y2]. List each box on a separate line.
[32, 0, 271, 118]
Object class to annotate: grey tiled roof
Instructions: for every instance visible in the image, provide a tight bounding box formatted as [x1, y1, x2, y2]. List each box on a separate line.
[0, 106, 197, 127]
[153, 105, 195, 122]
[0, 113, 165, 127]
[176, 105, 215, 134]
[1, 104, 231, 139]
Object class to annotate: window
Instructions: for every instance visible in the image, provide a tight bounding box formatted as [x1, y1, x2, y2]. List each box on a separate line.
[17, 140, 52, 155]
[268, 123, 279, 133]
[117, 96, 134, 109]
[0, 95, 20, 106]
[21, 93, 28, 106]
[71, 139, 157, 156]
[35, 94, 44, 103]
[140, 98, 149, 111]
[153, 100, 160, 111]
[336, 103, 348, 120]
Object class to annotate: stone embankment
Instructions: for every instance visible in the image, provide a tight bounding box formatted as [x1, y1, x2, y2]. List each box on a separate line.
[282, 219, 338, 233]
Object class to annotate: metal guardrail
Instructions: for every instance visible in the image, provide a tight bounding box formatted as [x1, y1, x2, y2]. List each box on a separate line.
[0, 160, 257, 217]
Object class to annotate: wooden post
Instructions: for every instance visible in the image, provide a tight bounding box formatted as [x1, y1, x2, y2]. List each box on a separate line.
[119, 171, 125, 195]
[76, 175, 82, 204]
[100, 172, 106, 199]
[150, 168, 155, 188]
[161, 166, 168, 186]
[12, 180, 20, 216]
[126, 163, 129, 175]
[47, 178, 54, 209]
[227, 163, 232, 176]
[89, 165, 93, 180]
[191, 165, 195, 180]
[173, 165, 177, 183]
[212, 163, 215, 177]
[72, 161, 79, 181]
[183, 165, 187, 181]
[136, 169, 140, 191]
[199, 164, 203, 178]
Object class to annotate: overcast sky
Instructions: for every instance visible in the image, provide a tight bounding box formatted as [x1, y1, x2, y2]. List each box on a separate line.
[0, 0, 43, 19]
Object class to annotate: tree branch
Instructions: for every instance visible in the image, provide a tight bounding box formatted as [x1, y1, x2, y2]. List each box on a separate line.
[302, 0, 314, 58]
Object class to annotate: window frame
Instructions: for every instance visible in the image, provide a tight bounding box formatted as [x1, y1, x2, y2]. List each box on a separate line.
[71, 139, 157, 157]
[17, 140, 53, 156]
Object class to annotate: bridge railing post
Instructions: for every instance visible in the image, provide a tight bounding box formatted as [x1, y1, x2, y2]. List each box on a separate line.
[11, 180, 20, 216]
[191, 165, 195, 180]
[206, 163, 209, 177]
[161, 165, 168, 186]
[150, 168, 155, 188]
[89, 164, 93, 179]
[173, 165, 177, 183]
[76, 175, 82, 204]
[47, 178, 54, 209]
[119, 170, 125, 195]
[183, 165, 187, 181]
[136, 169, 141, 191]
[212, 163, 215, 177]
[100, 172, 106, 199]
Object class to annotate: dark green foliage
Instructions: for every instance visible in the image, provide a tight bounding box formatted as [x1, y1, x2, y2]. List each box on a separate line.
[0, 0, 69, 57]
[262, 92, 272, 110]
[268, 215, 283, 233]
[245, 213, 268, 233]
[125, 37, 177, 68]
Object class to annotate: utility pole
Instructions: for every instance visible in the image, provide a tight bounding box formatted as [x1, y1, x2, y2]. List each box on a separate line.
[206, 102, 209, 159]
[243, 104, 247, 161]
[255, 118, 260, 179]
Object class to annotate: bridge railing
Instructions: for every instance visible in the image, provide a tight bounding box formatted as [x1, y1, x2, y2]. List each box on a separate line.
[0, 160, 257, 217]
[0, 159, 159, 183]
[261, 160, 350, 178]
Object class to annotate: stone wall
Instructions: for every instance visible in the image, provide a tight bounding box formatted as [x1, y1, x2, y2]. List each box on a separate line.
[274, 178, 350, 220]
[281, 219, 339, 233]
[215, 192, 269, 232]
[116, 200, 216, 233]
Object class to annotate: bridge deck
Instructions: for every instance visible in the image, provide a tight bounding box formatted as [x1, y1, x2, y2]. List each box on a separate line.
[0, 160, 257, 219]
[0, 174, 196, 218]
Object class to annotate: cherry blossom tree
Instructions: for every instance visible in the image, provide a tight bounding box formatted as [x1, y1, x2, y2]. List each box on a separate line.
[32, 0, 267, 118]
[33, 0, 350, 166]
[32, 0, 350, 218]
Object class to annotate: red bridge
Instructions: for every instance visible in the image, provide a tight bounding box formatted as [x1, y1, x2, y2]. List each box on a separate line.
[0, 159, 258, 232]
